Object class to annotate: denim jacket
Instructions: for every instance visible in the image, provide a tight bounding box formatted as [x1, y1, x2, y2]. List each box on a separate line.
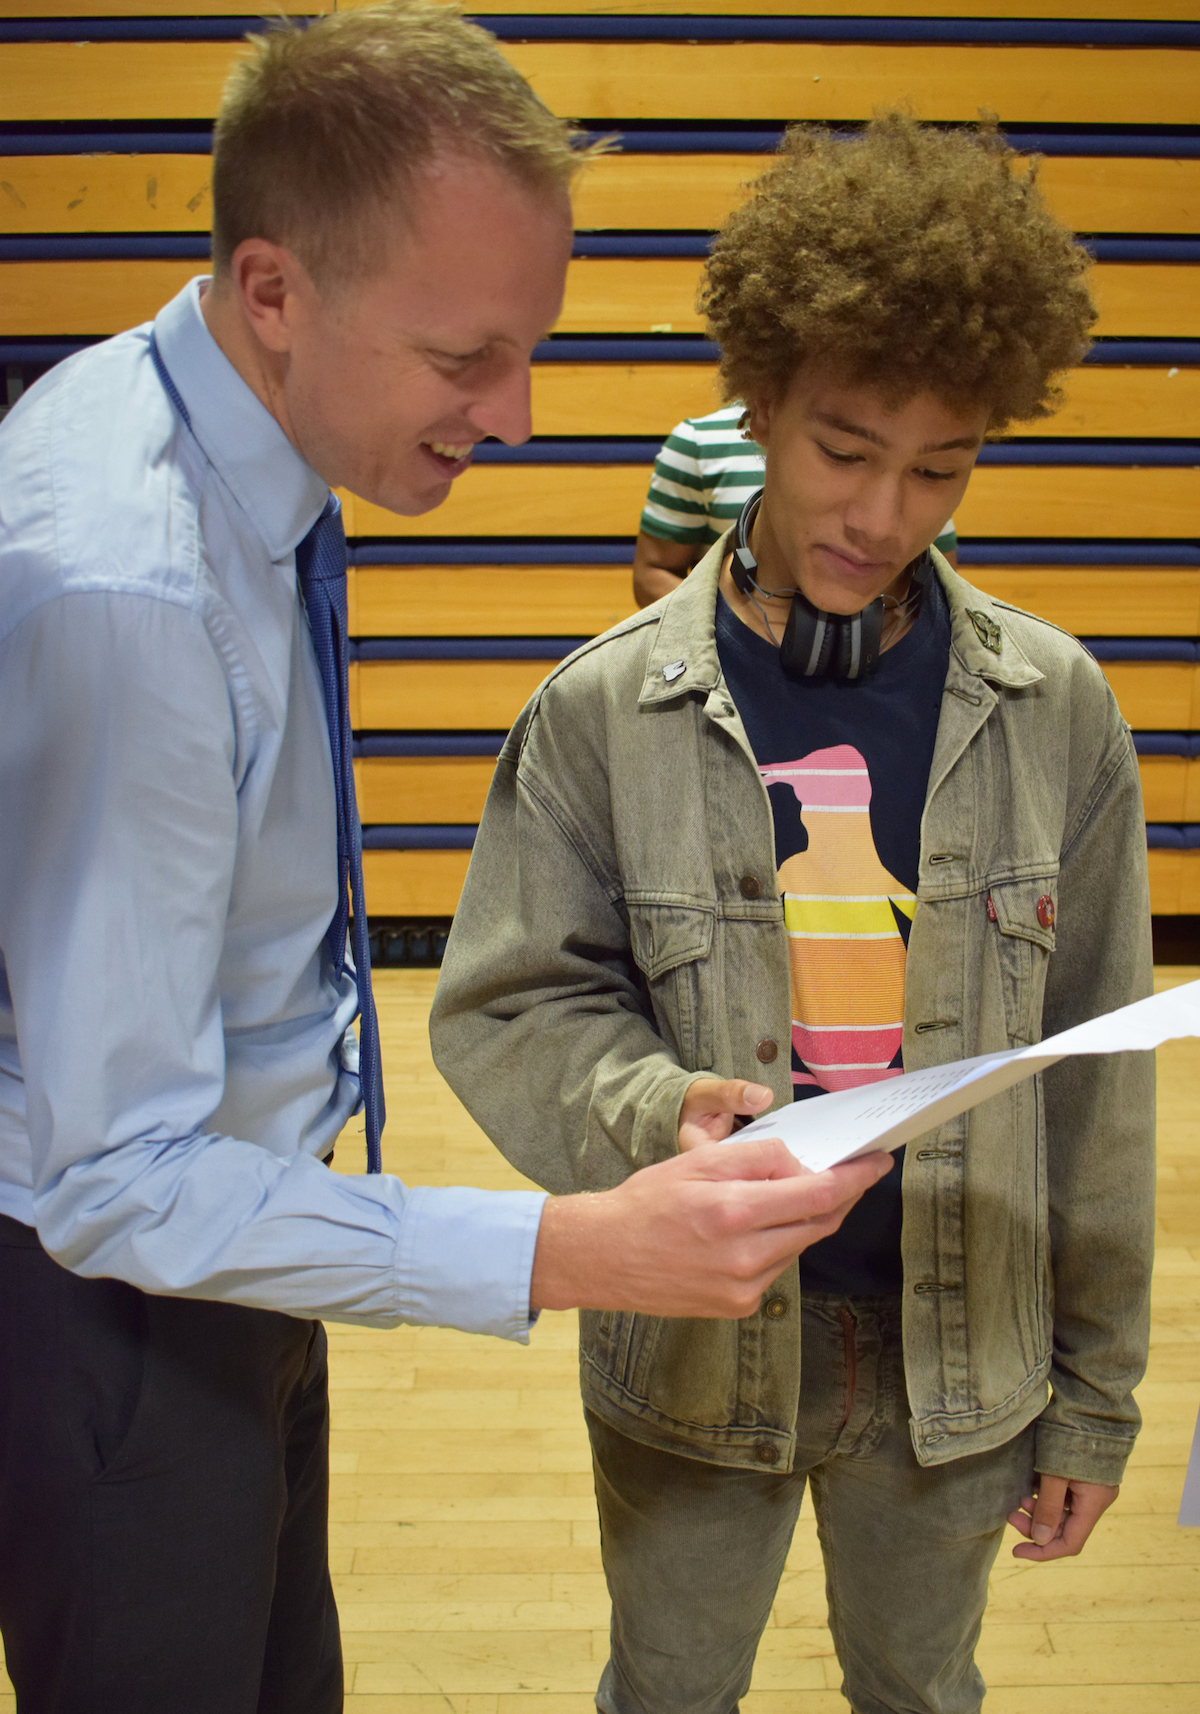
[431, 545, 1155, 1486]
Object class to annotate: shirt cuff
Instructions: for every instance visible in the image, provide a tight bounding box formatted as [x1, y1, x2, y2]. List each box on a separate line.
[1034, 1419, 1137, 1487]
[396, 1183, 547, 1342]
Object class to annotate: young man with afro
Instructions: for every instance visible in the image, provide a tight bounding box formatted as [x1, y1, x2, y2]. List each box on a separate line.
[430, 114, 1154, 1714]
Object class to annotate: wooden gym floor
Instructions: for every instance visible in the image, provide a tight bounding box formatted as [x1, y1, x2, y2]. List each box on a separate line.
[3, 965, 1198, 1709]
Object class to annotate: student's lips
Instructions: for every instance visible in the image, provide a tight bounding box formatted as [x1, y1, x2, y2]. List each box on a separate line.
[420, 439, 476, 477]
[815, 543, 892, 581]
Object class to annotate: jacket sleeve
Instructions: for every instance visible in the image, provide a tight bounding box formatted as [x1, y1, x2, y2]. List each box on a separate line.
[429, 699, 710, 1196]
[1035, 715, 1156, 1485]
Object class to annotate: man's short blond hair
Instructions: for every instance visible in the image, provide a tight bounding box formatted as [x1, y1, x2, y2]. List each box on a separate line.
[212, 0, 581, 288]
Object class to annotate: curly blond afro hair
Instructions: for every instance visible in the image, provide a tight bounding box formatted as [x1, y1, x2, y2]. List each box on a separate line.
[701, 112, 1096, 432]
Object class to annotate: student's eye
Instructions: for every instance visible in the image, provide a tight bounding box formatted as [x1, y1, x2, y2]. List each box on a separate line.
[817, 442, 862, 465]
[917, 467, 958, 483]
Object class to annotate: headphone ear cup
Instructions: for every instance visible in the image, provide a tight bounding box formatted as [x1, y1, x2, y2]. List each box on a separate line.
[847, 599, 884, 680]
[780, 593, 836, 681]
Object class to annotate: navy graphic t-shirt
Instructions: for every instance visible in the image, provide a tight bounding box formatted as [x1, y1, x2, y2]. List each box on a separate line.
[715, 574, 951, 1295]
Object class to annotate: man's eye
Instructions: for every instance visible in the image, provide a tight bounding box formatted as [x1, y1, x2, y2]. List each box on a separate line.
[818, 443, 861, 465]
[917, 467, 958, 482]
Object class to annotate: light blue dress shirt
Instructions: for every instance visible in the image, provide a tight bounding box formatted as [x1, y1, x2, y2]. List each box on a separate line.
[0, 278, 545, 1337]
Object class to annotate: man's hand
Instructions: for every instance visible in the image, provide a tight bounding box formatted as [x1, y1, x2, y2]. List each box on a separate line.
[678, 1078, 774, 1150]
[1007, 1474, 1119, 1561]
[529, 1137, 892, 1319]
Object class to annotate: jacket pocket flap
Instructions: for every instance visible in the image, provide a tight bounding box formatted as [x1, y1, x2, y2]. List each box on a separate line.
[627, 903, 714, 980]
[988, 877, 1057, 951]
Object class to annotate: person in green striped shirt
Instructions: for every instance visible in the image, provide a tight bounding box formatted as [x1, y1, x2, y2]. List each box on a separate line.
[633, 402, 957, 606]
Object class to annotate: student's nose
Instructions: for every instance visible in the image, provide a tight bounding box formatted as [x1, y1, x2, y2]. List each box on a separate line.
[845, 474, 904, 547]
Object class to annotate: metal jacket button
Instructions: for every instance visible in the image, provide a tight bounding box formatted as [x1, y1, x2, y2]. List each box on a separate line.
[764, 1297, 787, 1320]
[739, 874, 762, 899]
[1037, 894, 1055, 930]
[756, 1039, 778, 1064]
[754, 1442, 779, 1465]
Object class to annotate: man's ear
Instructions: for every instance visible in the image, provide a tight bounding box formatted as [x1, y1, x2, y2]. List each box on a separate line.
[226, 238, 314, 355]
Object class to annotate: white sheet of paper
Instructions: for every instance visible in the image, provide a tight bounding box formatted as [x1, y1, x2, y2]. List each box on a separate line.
[731, 978, 1200, 1173]
[1178, 1399, 1200, 1527]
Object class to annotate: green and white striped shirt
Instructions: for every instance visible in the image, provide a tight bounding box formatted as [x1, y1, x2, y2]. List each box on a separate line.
[640, 404, 957, 556]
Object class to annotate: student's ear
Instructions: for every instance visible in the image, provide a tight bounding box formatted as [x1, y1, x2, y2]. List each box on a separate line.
[744, 395, 773, 448]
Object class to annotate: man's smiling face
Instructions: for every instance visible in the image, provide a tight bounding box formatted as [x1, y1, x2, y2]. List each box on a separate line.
[264, 151, 573, 516]
[745, 369, 990, 613]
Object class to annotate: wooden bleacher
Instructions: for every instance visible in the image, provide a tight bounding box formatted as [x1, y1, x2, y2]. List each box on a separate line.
[1, 4, 1198, 921]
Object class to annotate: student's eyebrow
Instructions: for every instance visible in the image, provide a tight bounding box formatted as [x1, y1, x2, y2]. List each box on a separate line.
[813, 410, 888, 448]
[813, 411, 982, 456]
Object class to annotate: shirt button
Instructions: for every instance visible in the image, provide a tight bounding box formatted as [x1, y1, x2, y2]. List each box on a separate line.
[739, 874, 762, 899]
[764, 1296, 787, 1320]
[1037, 894, 1055, 930]
[756, 1038, 779, 1064]
[754, 1442, 780, 1465]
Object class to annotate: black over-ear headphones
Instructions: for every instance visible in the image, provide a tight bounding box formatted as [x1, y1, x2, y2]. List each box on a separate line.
[730, 488, 933, 684]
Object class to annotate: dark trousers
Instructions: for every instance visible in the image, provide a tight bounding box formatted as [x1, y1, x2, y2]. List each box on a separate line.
[0, 1213, 342, 1714]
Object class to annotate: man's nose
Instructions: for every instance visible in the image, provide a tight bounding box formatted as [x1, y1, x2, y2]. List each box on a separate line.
[470, 360, 533, 447]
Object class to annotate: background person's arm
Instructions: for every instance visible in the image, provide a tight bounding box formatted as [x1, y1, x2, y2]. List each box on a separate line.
[632, 530, 700, 607]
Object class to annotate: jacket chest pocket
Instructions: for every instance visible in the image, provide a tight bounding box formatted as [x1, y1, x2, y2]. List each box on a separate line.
[627, 902, 715, 1072]
[987, 876, 1057, 1046]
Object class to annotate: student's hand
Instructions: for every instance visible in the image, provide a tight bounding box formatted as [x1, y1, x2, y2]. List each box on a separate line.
[529, 1138, 892, 1319]
[1007, 1475, 1120, 1561]
[677, 1078, 775, 1150]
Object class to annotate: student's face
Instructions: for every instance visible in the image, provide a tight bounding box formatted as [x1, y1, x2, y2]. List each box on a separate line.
[745, 370, 989, 614]
[245, 153, 573, 516]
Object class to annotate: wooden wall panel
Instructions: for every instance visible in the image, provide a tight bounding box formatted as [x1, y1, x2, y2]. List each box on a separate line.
[350, 565, 636, 638]
[965, 570, 1200, 637]
[3, 256, 1191, 340]
[529, 364, 1200, 441]
[354, 756, 496, 824]
[1139, 756, 1191, 823]
[6, 153, 1197, 242]
[572, 153, 1200, 237]
[0, 155, 213, 235]
[4, 41, 1198, 125]
[1100, 663, 1200, 730]
[361, 849, 472, 917]
[1148, 849, 1184, 915]
[346, 464, 1199, 540]
[351, 658, 552, 729]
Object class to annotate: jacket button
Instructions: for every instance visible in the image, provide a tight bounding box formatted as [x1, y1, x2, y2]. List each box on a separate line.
[764, 1296, 787, 1320]
[755, 1038, 778, 1064]
[1037, 894, 1055, 930]
[754, 1442, 779, 1465]
[739, 874, 762, 899]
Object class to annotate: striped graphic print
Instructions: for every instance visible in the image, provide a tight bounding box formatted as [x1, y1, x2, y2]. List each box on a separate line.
[762, 743, 915, 1092]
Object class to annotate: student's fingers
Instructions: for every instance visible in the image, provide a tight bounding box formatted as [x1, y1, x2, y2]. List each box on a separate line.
[677, 1079, 775, 1150]
[1011, 1479, 1119, 1562]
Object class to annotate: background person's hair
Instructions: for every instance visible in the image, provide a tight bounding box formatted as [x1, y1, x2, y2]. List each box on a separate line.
[701, 111, 1096, 433]
[212, 0, 583, 289]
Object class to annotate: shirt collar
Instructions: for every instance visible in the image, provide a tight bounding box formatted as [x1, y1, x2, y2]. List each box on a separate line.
[152, 277, 330, 561]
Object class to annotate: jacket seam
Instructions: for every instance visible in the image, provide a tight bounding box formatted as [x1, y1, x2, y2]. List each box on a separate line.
[1058, 731, 1135, 867]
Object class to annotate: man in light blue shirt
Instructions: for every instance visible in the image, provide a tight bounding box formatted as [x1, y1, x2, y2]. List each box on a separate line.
[0, 7, 888, 1710]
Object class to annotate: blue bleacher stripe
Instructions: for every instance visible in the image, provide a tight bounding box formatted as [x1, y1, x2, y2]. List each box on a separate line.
[362, 825, 476, 850]
[356, 638, 584, 661]
[351, 543, 633, 565]
[1083, 640, 1198, 662]
[5, 128, 1200, 161]
[1144, 826, 1200, 849]
[959, 544, 1200, 566]
[4, 17, 1199, 47]
[355, 736, 506, 758]
[7, 236, 1196, 265]
[450, 440, 1200, 468]
[1134, 734, 1200, 758]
